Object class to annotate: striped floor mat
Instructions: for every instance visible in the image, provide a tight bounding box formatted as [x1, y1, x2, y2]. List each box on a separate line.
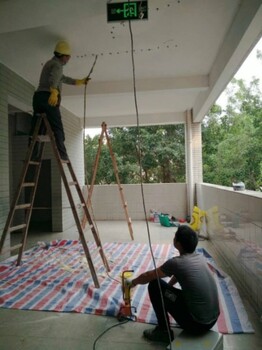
[0, 240, 254, 334]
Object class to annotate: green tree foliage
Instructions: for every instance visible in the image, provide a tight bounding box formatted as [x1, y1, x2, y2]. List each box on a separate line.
[202, 77, 262, 190]
[84, 125, 185, 184]
[85, 71, 261, 190]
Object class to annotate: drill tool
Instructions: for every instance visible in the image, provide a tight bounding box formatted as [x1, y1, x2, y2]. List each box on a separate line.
[117, 270, 137, 321]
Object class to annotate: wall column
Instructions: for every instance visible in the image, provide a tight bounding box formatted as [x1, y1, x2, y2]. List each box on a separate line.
[185, 109, 203, 216]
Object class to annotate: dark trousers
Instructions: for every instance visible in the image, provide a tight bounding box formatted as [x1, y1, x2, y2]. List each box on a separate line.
[30, 91, 68, 159]
[148, 279, 217, 333]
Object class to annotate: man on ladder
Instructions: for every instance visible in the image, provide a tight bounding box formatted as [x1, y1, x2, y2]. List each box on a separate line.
[29, 40, 89, 160]
[0, 112, 110, 288]
[0, 41, 110, 287]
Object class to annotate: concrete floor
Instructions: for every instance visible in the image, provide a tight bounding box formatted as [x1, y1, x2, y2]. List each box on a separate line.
[1, 221, 262, 350]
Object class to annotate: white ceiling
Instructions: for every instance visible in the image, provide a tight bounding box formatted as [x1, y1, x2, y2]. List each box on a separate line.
[0, 0, 262, 128]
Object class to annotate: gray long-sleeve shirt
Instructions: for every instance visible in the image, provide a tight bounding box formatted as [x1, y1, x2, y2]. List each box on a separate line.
[37, 56, 76, 94]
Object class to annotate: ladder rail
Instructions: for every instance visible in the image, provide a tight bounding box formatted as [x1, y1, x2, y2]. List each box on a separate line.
[81, 128, 103, 228]
[1, 113, 109, 288]
[88, 128, 104, 200]
[82, 122, 134, 240]
[16, 142, 45, 266]
[0, 116, 43, 253]
[42, 114, 107, 287]
[81, 126, 104, 231]
[66, 162, 110, 272]
[104, 125, 134, 240]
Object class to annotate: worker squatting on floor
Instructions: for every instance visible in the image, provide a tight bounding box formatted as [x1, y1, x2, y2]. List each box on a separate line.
[129, 225, 220, 344]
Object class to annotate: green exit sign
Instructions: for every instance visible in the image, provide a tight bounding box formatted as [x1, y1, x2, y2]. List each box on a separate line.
[107, 1, 148, 22]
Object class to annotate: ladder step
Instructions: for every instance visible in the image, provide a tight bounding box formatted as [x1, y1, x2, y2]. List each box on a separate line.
[68, 181, 77, 186]
[1, 243, 23, 255]
[89, 246, 102, 255]
[9, 224, 27, 233]
[15, 204, 31, 210]
[22, 182, 35, 187]
[10, 243, 23, 252]
[29, 160, 41, 165]
[37, 135, 50, 142]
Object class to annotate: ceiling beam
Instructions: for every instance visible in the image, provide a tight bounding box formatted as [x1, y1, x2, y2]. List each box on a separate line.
[193, 0, 262, 122]
[83, 111, 186, 128]
[63, 75, 209, 96]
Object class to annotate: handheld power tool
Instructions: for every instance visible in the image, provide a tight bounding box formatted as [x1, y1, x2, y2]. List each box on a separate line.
[117, 270, 137, 321]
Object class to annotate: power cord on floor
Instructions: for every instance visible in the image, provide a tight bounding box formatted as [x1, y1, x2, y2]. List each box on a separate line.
[92, 319, 130, 350]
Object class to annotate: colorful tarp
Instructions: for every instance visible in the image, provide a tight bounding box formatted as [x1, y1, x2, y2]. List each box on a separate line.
[0, 240, 254, 334]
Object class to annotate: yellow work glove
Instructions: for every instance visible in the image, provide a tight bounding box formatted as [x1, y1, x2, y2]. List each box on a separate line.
[75, 77, 91, 85]
[48, 88, 59, 106]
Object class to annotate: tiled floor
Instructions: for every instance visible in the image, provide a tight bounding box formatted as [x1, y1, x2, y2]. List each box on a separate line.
[1, 221, 262, 350]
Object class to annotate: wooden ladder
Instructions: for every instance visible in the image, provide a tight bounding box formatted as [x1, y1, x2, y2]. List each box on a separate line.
[82, 122, 134, 240]
[0, 113, 109, 288]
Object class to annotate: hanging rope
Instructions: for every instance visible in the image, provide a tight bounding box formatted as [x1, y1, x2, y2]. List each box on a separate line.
[83, 54, 98, 189]
[82, 55, 100, 233]
[83, 54, 98, 131]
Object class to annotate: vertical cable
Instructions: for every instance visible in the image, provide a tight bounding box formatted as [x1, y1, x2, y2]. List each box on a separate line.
[127, 2, 173, 347]
[82, 55, 101, 235]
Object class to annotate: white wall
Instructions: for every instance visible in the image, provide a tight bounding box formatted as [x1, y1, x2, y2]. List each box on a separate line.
[85, 183, 187, 220]
[0, 64, 34, 260]
[60, 107, 85, 231]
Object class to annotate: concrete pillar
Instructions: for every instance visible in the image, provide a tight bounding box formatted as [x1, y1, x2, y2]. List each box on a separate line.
[185, 110, 203, 216]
